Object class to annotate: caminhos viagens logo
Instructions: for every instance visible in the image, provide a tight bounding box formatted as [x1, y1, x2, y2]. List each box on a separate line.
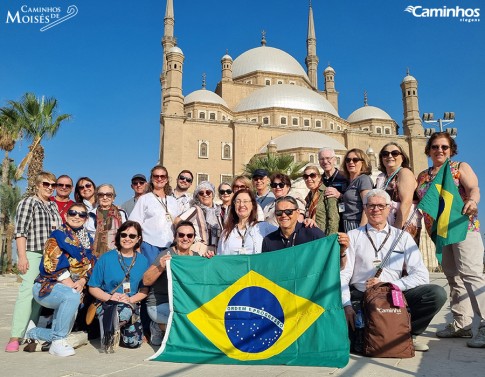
[405, 5, 480, 23]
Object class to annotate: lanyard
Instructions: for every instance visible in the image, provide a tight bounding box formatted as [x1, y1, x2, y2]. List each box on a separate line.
[236, 226, 247, 248]
[117, 250, 137, 279]
[257, 191, 270, 205]
[324, 169, 338, 186]
[383, 167, 402, 189]
[364, 225, 391, 258]
[280, 230, 297, 248]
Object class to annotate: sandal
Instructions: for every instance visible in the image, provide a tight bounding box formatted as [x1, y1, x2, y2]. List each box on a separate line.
[5, 340, 20, 352]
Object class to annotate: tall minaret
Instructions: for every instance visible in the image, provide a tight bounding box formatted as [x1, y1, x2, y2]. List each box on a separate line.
[160, 0, 176, 92]
[305, 1, 319, 90]
[400, 69, 423, 137]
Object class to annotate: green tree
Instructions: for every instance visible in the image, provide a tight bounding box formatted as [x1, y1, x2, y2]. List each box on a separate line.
[243, 152, 308, 180]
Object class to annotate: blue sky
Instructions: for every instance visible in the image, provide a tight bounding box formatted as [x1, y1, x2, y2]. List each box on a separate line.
[1, 0, 484, 223]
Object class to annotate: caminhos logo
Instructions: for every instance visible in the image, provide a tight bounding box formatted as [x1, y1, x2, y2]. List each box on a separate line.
[376, 308, 403, 314]
[405, 5, 480, 23]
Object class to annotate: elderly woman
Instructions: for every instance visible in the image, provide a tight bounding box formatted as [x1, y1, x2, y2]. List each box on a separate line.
[88, 221, 149, 352]
[375, 142, 422, 244]
[74, 177, 97, 212]
[129, 165, 181, 264]
[175, 181, 222, 253]
[302, 165, 339, 235]
[218, 182, 233, 224]
[218, 189, 276, 255]
[143, 221, 201, 346]
[24, 203, 95, 357]
[5, 171, 63, 353]
[340, 148, 374, 232]
[86, 184, 127, 257]
[416, 132, 485, 347]
[264, 173, 306, 226]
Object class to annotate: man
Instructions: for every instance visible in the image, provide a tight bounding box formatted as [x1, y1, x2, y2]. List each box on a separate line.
[121, 174, 147, 216]
[340, 189, 447, 352]
[50, 174, 74, 223]
[318, 147, 349, 200]
[252, 169, 275, 210]
[262, 196, 348, 269]
[171, 170, 194, 214]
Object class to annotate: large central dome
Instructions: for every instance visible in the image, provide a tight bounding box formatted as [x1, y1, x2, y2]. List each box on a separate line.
[232, 46, 309, 79]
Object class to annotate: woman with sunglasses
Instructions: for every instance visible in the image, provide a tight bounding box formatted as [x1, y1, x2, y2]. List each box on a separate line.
[218, 189, 276, 255]
[218, 182, 233, 223]
[416, 132, 485, 347]
[175, 181, 222, 254]
[88, 221, 149, 351]
[264, 173, 306, 226]
[24, 203, 95, 356]
[86, 184, 127, 257]
[74, 177, 97, 212]
[142, 221, 200, 345]
[5, 171, 63, 352]
[340, 148, 374, 232]
[129, 165, 181, 264]
[375, 143, 422, 244]
[302, 166, 339, 235]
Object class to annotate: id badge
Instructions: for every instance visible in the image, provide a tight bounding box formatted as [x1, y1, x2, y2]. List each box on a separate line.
[122, 282, 131, 294]
[372, 259, 382, 269]
[238, 247, 250, 255]
[165, 213, 172, 223]
[338, 202, 345, 213]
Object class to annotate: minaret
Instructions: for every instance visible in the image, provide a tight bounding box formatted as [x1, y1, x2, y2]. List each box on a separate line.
[221, 49, 233, 82]
[160, 0, 176, 92]
[305, 1, 319, 89]
[400, 69, 423, 137]
[163, 46, 184, 115]
[324, 65, 338, 112]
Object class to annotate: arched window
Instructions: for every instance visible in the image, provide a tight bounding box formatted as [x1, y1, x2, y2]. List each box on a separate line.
[280, 117, 287, 125]
[199, 112, 205, 119]
[209, 112, 216, 120]
[292, 118, 299, 126]
[385, 128, 391, 135]
[263, 117, 269, 125]
[376, 127, 382, 134]
[265, 79, 271, 85]
[199, 141, 209, 158]
[309, 155, 315, 163]
[315, 120, 322, 128]
[223, 144, 231, 159]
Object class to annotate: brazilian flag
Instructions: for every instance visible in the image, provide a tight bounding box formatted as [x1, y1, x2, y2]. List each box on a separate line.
[149, 235, 349, 367]
[418, 159, 469, 262]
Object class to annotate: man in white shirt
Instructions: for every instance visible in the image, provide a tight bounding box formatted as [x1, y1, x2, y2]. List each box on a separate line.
[171, 170, 193, 214]
[341, 189, 446, 352]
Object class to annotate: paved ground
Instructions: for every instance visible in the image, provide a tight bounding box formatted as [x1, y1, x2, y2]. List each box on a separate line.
[1, 273, 484, 377]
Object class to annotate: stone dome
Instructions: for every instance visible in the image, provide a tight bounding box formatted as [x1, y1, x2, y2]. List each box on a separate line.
[184, 89, 228, 108]
[232, 46, 308, 79]
[258, 131, 346, 152]
[402, 74, 417, 83]
[221, 54, 232, 61]
[235, 84, 339, 116]
[168, 46, 183, 55]
[347, 105, 392, 123]
[324, 66, 335, 73]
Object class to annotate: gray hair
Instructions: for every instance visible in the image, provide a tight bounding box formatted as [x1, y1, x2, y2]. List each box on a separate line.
[193, 181, 215, 205]
[96, 183, 116, 198]
[363, 189, 391, 205]
[275, 195, 299, 209]
[318, 147, 336, 158]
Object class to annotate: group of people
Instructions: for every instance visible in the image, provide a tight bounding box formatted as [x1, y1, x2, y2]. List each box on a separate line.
[4, 131, 485, 359]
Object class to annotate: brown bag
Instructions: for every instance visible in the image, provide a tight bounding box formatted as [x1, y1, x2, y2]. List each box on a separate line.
[362, 282, 414, 358]
[85, 301, 101, 325]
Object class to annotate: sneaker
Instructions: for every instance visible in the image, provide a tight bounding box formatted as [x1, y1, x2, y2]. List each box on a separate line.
[413, 339, 429, 352]
[149, 321, 164, 346]
[436, 323, 473, 338]
[49, 339, 75, 357]
[467, 327, 485, 348]
[23, 338, 39, 353]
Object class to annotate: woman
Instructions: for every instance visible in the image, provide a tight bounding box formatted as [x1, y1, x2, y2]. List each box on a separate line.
[231, 176, 264, 221]
[340, 148, 373, 232]
[5, 171, 63, 353]
[129, 165, 180, 264]
[176, 181, 222, 252]
[264, 173, 306, 226]
[143, 221, 200, 346]
[24, 203, 95, 357]
[416, 132, 485, 347]
[302, 166, 339, 235]
[218, 182, 233, 224]
[74, 177, 97, 212]
[218, 189, 276, 255]
[375, 143, 422, 244]
[88, 221, 149, 352]
[86, 184, 127, 257]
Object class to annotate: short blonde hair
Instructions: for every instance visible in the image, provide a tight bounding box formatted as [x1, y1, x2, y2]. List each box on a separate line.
[35, 171, 56, 186]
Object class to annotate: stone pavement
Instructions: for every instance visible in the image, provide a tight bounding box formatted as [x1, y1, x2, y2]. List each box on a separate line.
[1, 273, 484, 377]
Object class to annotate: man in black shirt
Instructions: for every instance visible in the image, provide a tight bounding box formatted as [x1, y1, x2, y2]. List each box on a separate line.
[318, 147, 349, 198]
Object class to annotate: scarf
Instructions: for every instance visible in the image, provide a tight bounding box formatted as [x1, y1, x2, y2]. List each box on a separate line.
[199, 203, 222, 246]
[306, 186, 322, 221]
[93, 205, 123, 257]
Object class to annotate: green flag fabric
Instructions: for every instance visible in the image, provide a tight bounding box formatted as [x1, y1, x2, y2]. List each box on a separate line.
[417, 159, 469, 262]
[149, 235, 349, 367]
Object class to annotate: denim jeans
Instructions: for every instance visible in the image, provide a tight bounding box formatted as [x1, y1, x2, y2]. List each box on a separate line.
[28, 282, 81, 342]
[147, 303, 170, 324]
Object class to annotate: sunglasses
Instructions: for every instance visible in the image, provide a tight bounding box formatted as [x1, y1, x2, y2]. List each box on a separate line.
[132, 180, 146, 186]
[365, 204, 389, 211]
[97, 192, 114, 198]
[275, 208, 298, 217]
[78, 183, 93, 190]
[198, 190, 213, 197]
[252, 176, 265, 181]
[152, 174, 168, 180]
[430, 144, 450, 151]
[42, 182, 56, 189]
[270, 182, 286, 189]
[302, 173, 318, 180]
[56, 183, 72, 189]
[120, 232, 138, 239]
[345, 157, 363, 164]
[233, 185, 247, 190]
[178, 176, 193, 183]
[67, 210, 88, 218]
[219, 189, 233, 195]
[380, 150, 402, 158]
[177, 232, 195, 239]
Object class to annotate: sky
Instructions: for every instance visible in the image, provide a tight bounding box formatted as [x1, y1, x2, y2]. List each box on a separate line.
[1, 0, 484, 225]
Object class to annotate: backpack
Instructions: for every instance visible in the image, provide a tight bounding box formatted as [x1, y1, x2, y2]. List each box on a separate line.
[362, 282, 414, 358]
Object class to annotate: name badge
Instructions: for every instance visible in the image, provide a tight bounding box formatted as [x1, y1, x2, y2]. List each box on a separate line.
[238, 247, 250, 255]
[372, 259, 382, 268]
[122, 282, 131, 294]
[165, 213, 172, 223]
[338, 203, 345, 213]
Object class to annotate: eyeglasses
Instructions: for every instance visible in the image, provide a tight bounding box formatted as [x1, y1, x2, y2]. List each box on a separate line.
[302, 173, 318, 180]
[365, 204, 389, 211]
[198, 190, 213, 197]
[132, 180, 146, 186]
[219, 189, 233, 195]
[235, 200, 252, 206]
[270, 182, 286, 189]
[233, 185, 247, 190]
[67, 210, 88, 218]
[152, 174, 168, 180]
[78, 183, 93, 190]
[275, 208, 298, 217]
[177, 232, 195, 239]
[178, 176, 193, 183]
[120, 232, 138, 239]
[431, 144, 450, 151]
[318, 157, 334, 161]
[42, 182, 56, 189]
[97, 192, 114, 198]
[56, 183, 72, 189]
[380, 150, 402, 158]
[345, 157, 363, 164]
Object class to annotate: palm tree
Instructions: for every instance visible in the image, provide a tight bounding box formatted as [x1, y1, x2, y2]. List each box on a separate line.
[243, 152, 308, 180]
[2, 93, 71, 197]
